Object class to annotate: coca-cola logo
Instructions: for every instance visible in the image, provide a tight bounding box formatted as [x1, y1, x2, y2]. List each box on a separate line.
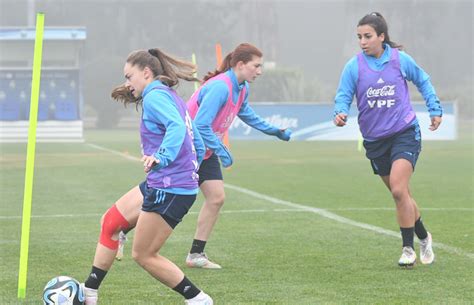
[366, 85, 395, 98]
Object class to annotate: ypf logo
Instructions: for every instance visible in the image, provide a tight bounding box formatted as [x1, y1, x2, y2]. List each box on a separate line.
[367, 99, 396, 108]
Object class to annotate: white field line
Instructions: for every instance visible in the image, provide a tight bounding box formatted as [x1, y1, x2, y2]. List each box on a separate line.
[86, 143, 142, 162]
[1, 208, 473, 257]
[328, 207, 474, 211]
[83, 143, 474, 259]
[0, 209, 296, 244]
[224, 183, 474, 259]
[0, 209, 268, 220]
[2, 207, 471, 221]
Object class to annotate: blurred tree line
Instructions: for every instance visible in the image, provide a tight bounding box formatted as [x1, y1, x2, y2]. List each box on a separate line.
[1, 0, 472, 127]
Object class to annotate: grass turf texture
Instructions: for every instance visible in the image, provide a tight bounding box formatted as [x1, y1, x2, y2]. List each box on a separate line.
[1, 126, 472, 304]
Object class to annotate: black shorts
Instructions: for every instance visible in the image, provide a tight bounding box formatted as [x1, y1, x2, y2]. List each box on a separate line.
[139, 181, 196, 229]
[363, 124, 422, 176]
[198, 153, 223, 185]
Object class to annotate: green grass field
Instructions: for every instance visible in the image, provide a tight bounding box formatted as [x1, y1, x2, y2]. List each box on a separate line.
[1, 127, 473, 304]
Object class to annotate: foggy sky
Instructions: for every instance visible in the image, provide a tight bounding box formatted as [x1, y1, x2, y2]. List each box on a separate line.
[1, 0, 472, 124]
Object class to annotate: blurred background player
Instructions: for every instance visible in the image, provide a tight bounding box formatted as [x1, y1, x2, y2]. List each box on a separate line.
[185, 43, 292, 269]
[82, 48, 212, 305]
[333, 12, 441, 268]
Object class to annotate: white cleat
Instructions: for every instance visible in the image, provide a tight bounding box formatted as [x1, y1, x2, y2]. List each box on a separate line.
[185, 291, 213, 305]
[115, 231, 127, 261]
[186, 253, 221, 269]
[398, 246, 416, 268]
[419, 232, 435, 265]
[81, 284, 98, 305]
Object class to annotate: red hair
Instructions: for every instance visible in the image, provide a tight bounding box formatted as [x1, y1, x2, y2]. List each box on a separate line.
[203, 43, 263, 82]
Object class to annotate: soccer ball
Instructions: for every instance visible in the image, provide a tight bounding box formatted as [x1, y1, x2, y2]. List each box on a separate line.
[42, 276, 85, 305]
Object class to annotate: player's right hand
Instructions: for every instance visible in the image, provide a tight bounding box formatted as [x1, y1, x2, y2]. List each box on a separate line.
[218, 145, 233, 168]
[142, 155, 160, 173]
[334, 113, 348, 127]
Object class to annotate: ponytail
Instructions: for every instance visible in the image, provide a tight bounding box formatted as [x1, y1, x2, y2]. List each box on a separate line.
[147, 48, 200, 87]
[111, 48, 200, 107]
[203, 52, 233, 82]
[111, 83, 142, 109]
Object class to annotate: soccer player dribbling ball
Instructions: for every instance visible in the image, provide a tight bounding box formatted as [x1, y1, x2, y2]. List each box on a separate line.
[82, 48, 212, 305]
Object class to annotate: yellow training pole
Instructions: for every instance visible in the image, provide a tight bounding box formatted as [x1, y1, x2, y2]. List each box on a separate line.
[18, 12, 45, 299]
[191, 53, 199, 91]
[357, 133, 363, 152]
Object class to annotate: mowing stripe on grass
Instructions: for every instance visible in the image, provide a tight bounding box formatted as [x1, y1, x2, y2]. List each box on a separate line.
[85, 142, 474, 259]
[225, 183, 474, 259]
[1, 205, 473, 259]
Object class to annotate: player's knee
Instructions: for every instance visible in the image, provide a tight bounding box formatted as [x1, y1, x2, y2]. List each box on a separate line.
[208, 192, 225, 208]
[99, 205, 130, 250]
[131, 249, 149, 267]
[131, 249, 141, 264]
[391, 186, 408, 202]
[99, 213, 106, 227]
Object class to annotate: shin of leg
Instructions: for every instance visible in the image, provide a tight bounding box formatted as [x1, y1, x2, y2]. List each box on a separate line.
[392, 185, 416, 227]
[194, 180, 225, 241]
[395, 200, 415, 228]
[201, 180, 225, 212]
[133, 253, 184, 288]
[390, 159, 416, 227]
[92, 243, 119, 271]
[410, 195, 421, 220]
[132, 212, 183, 288]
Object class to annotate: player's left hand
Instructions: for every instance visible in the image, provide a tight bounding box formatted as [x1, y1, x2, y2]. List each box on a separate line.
[142, 155, 160, 173]
[429, 116, 442, 131]
[277, 128, 292, 141]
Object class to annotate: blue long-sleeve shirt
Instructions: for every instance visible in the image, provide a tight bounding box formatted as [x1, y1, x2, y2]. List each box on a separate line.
[190, 119, 205, 165]
[193, 69, 280, 154]
[334, 44, 443, 118]
[141, 80, 205, 194]
[143, 82, 185, 168]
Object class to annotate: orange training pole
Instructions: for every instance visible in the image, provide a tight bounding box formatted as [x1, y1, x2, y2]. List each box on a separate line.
[215, 43, 232, 169]
[215, 43, 231, 150]
[215, 43, 223, 68]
